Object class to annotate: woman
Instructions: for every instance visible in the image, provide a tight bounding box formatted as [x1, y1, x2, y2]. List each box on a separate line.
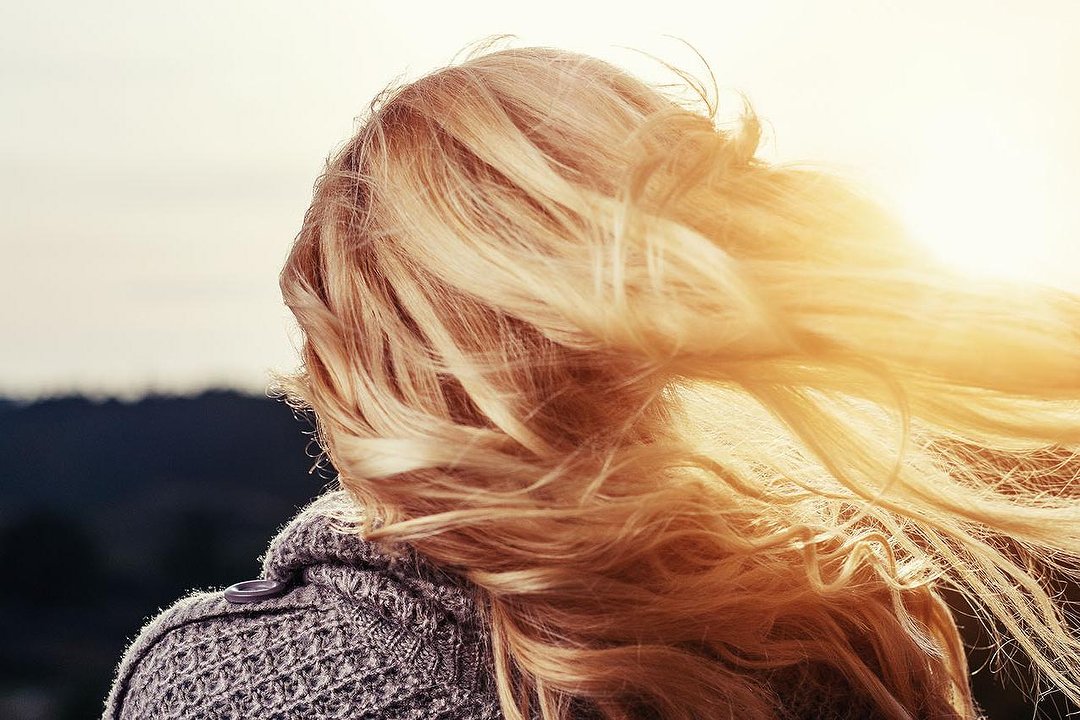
[103, 39, 1080, 719]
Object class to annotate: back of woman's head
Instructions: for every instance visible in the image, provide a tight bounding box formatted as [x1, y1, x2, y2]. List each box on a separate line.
[273, 38, 1080, 720]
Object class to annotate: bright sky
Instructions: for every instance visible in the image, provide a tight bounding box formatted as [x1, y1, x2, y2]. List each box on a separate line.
[3, 1, 1078, 399]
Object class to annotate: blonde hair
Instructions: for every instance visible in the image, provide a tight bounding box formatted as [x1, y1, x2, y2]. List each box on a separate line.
[271, 37, 1080, 720]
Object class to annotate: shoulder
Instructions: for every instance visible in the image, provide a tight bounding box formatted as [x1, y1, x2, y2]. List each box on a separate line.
[102, 490, 504, 720]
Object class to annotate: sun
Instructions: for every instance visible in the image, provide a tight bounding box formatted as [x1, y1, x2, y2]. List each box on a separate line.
[892, 108, 1062, 286]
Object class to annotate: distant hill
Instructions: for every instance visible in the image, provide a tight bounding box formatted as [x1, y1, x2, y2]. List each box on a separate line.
[0, 389, 333, 720]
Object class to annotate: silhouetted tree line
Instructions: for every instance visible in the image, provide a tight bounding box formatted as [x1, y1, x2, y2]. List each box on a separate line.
[0, 390, 329, 719]
[0, 390, 1073, 718]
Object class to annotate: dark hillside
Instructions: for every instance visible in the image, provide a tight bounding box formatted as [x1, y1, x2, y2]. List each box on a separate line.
[0, 390, 330, 719]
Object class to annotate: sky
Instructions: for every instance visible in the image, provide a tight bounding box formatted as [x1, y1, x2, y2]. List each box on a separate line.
[3, 0, 1078, 400]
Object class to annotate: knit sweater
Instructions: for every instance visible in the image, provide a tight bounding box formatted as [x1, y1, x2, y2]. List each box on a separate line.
[101, 488, 509, 719]
[101, 488, 899, 720]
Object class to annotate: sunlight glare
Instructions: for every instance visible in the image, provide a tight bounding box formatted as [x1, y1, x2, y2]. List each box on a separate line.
[895, 108, 1059, 284]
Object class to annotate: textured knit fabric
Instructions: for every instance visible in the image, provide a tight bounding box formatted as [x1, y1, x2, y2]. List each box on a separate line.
[101, 487, 912, 720]
[101, 488, 509, 720]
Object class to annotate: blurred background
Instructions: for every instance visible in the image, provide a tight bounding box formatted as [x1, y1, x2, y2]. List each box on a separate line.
[2, 1, 1078, 717]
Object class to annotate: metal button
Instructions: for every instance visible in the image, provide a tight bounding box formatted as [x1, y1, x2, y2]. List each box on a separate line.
[224, 578, 289, 604]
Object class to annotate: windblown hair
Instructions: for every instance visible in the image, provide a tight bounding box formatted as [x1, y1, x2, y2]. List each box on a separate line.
[271, 38, 1080, 720]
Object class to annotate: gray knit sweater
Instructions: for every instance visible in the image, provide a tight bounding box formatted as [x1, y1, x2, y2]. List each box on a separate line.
[102, 488, 897, 720]
[101, 488, 508, 719]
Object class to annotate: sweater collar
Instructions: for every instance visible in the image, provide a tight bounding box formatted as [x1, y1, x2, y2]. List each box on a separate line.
[258, 485, 484, 632]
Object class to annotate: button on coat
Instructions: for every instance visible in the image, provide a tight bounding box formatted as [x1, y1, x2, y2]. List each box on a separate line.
[223, 578, 290, 604]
